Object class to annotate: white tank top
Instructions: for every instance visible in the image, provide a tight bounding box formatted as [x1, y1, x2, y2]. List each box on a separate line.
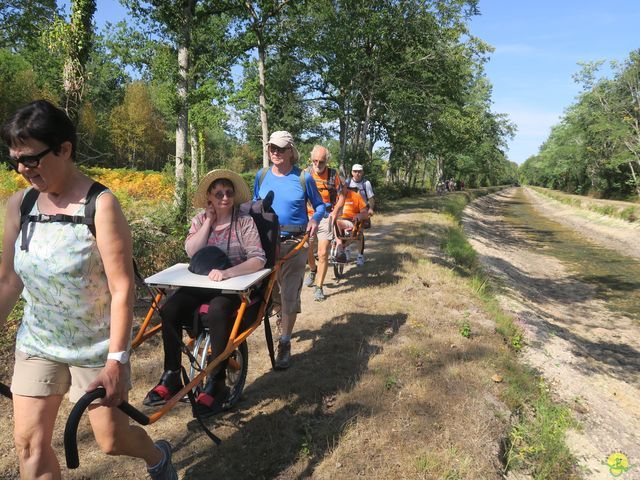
[14, 190, 113, 367]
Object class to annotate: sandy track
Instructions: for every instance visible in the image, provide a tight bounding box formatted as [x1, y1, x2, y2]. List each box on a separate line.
[463, 188, 640, 479]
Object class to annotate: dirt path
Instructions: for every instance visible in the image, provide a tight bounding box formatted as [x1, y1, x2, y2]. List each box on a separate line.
[0, 199, 512, 479]
[463, 188, 640, 479]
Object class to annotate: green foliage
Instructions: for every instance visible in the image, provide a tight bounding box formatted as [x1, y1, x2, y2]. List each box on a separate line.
[441, 227, 477, 269]
[504, 383, 578, 478]
[520, 50, 640, 199]
[459, 320, 471, 338]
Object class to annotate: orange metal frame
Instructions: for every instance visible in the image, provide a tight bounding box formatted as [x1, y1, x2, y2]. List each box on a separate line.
[130, 234, 309, 424]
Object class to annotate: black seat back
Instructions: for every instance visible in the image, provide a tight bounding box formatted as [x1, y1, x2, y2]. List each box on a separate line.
[249, 190, 280, 269]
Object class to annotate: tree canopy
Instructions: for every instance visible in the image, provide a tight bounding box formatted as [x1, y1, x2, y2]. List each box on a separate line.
[1, 0, 516, 194]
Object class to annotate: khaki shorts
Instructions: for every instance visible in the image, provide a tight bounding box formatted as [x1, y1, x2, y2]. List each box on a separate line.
[11, 350, 131, 403]
[273, 238, 309, 315]
[315, 216, 334, 242]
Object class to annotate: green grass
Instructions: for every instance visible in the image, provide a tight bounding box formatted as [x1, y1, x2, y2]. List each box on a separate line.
[425, 188, 578, 478]
[532, 186, 640, 224]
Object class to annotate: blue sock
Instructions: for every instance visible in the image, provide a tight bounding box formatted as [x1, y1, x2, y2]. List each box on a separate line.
[280, 335, 291, 344]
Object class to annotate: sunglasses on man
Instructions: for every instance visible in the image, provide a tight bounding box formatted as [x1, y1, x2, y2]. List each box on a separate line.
[269, 145, 291, 154]
[5, 147, 53, 170]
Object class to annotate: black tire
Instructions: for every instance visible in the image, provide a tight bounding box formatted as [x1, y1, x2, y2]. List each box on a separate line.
[333, 261, 344, 279]
[223, 341, 248, 409]
[190, 335, 249, 410]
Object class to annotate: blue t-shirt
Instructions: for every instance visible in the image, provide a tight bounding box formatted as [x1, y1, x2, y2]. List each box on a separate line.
[254, 166, 325, 234]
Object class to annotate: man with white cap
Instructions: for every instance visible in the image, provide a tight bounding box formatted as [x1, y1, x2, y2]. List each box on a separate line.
[345, 163, 375, 265]
[253, 131, 325, 369]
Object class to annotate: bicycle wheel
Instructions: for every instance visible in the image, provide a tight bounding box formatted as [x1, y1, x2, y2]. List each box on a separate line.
[333, 261, 344, 279]
[190, 334, 249, 410]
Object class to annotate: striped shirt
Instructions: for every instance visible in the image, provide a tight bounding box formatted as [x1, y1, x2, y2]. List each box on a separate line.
[186, 212, 266, 266]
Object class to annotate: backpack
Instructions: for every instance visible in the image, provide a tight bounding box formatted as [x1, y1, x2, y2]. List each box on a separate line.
[19, 182, 108, 252]
[304, 166, 338, 206]
[257, 166, 306, 196]
[345, 176, 370, 204]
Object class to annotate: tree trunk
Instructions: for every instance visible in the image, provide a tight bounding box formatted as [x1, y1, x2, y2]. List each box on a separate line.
[628, 160, 640, 196]
[339, 111, 347, 176]
[174, 0, 193, 215]
[257, 34, 270, 168]
[62, 0, 96, 125]
[190, 122, 198, 192]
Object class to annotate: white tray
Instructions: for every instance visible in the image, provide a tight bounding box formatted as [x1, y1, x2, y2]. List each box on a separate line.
[145, 264, 272, 293]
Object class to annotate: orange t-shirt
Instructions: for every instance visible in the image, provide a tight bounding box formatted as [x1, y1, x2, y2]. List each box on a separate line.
[341, 190, 367, 220]
[306, 167, 342, 216]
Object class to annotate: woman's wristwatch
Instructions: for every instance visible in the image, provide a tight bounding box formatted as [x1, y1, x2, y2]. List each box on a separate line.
[107, 351, 130, 364]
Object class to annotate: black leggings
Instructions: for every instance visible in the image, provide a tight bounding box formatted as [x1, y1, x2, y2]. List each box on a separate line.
[160, 287, 254, 380]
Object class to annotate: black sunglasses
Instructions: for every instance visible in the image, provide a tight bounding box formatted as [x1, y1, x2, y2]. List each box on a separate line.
[269, 145, 290, 154]
[212, 189, 235, 200]
[6, 147, 53, 170]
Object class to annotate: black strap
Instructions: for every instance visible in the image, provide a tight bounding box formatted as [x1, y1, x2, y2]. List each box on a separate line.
[19, 182, 108, 251]
[263, 300, 276, 369]
[180, 367, 221, 445]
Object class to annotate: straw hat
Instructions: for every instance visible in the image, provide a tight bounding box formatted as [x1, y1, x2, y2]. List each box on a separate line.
[193, 169, 251, 208]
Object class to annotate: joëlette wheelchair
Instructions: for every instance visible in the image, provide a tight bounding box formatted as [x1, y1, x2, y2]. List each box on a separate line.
[29, 192, 308, 469]
[329, 217, 365, 279]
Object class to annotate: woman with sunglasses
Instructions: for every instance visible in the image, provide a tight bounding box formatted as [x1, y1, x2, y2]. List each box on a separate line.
[0, 100, 177, 478]
[143, 169, 266, 417]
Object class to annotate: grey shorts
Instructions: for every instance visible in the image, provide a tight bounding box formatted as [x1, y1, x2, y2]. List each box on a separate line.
[315, 216, 334, 241]
[273, 238, 309, 315]
[11, 350, 131, 403]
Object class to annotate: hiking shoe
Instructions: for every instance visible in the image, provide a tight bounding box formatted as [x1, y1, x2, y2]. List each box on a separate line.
[313, 286, 326, 302]
[147, 440, 178, 480]
[304, 269, 316, 287]
[274, 341, 291, 370]
[143, 370, 183, 407]
[356, 254, 365, 266]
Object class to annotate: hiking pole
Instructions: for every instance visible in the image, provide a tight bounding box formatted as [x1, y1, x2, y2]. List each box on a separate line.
[64, 387, 149, 469]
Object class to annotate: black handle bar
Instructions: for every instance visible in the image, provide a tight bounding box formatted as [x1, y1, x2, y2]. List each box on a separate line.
[0, 382, 12, 400]
[64, 387, 150, 469]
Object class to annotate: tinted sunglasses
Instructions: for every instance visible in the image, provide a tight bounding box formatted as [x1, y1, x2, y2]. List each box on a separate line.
[211, 189, 235, 200]
[5, 147, 53, 170]
[269, 145, 290, 154]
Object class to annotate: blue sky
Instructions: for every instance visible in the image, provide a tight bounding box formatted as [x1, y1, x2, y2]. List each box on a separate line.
[64, 0, 640, 165]
[469, 0, 640, 164]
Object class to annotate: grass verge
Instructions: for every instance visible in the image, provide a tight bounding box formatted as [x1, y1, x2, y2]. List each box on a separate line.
[531, 186, 640, 223]
[436, 189, 580, 478]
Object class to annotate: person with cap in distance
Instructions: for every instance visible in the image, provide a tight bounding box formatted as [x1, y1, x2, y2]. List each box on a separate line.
[143, 169, 266, 417]
[254, 131, 325, 369]
[303, 145, 346, 301]
[345, 163, 375, 266]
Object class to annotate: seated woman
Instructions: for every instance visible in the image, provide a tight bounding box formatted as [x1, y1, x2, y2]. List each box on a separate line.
[335, 187, 369, 265]
[143, 169, 266, 416]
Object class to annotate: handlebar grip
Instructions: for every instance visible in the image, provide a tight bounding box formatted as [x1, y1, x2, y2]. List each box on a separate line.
[64, 388, 150, 469]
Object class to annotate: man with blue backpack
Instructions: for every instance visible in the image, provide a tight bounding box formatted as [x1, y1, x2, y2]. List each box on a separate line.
[253, 131, 325, 369]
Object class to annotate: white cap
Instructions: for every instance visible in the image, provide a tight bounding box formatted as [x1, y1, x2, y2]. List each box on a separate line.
[351, 163, 364, 171]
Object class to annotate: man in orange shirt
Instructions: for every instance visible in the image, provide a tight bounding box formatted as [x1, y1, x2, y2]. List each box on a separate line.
[336, 187, 369, 266]
[304, 145, 346, 301]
